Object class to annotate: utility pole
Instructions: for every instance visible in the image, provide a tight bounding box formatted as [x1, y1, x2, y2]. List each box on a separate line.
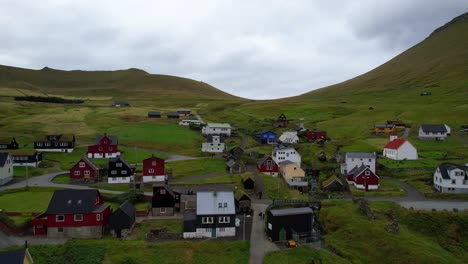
[26, 165, 28, 188]
[243, 213, 246, 240]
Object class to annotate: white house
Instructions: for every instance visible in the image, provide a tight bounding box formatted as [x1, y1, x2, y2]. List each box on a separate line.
[178, 120, 202, 126]
[202, 135, 225, 153]
[279, 131, 299, 144]
[272, 145, 301, 165]
[0, 153, 13, 185]
[340, 152, 376, 175]
[202, 123, 231, 136]
[418, 124, 450, 140]
[183, 191, 236, 238]
[383, 133, 418, 160]
[433, 163, 468, 193]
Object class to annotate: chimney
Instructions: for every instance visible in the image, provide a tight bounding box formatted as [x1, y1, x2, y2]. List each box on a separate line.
[390, 131, 397, 141]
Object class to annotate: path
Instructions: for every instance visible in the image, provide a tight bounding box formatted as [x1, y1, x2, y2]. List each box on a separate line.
[195, 113, 205, 124]
[249, 202, 278, 264]
[246, 165, 270, 200]
[0, 229, 68, 250]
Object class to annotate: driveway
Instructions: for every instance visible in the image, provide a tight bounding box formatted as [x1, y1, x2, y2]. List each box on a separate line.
[249, 202, 278, 264]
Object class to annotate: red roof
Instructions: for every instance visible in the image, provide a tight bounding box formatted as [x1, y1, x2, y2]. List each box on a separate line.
[384, 139, 407, 149]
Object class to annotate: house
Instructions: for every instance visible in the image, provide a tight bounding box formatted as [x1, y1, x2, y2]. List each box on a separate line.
[142, 155, 167, 183]
[0, 150, 42, 167]
[272, 113, 289, 128]
[179, 120, 202, 126]
[183, 191, 236, 238]
[241, 173, 255, 190]
[0, 247, 34, 264]
[202, 123, 231, 136]
[272, 145, 301, 165]
[202, 135, 225, 153]
[419, 124, 451, 140]
[279, 161, 308, 192]
[340, 152, 376, 175]
[167, 112, 180, 119]
[113, 101, 130, 107]
[386, 120, 406, 129]
[30, 189, 112, 238]
[107, 156, 135, 184]
[257, 155, 279, 176]
[279, 131, 299, 144]
[109, 201, 136, 238]
[322, 175, 344, 192]
[226, 159, 245, 174]
[34, 134, 75, 152]
[374, 124, 395, 134]
[255, 130, 277, 144]
[383, 132, 418, 160]
[266, 207, 315, 242]
[229, 147, 244, 161]
[70, 156, 102, 183]
[177, 108, 191, 116]
[433, 163, 468, 193]
[151, 184, 181, 216]
[0, 153, 13, 186]
[235, 190, 251, 213]
[0, 137, 18, 149]
[87, 134, 120, 159]
[303, 130, 327, 142]
[148, 111, 161, 118]
[346, 165, 380, 191]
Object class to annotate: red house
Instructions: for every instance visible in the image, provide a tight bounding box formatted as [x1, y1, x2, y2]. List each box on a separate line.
[177, 108, 191, 116]
[346, 165, 379, 191]
[31, 189, 112, 238]
[304, 129, 327, 141]
[257, 155, 279, 176]
[142, 155, 167, 183]
[70, 156, 102, 183]
[87, 134, 120, 158]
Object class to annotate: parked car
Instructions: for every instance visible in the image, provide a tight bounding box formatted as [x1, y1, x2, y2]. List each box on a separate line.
[285, 240, 298, 248]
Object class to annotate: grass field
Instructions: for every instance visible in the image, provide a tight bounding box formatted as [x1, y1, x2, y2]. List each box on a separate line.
[130, 220, 183, 240]
[349, 179, 407, 197]
[259, 173, 309, 200]
[263, 246, 349, 264]
[0, 188, 55, 212]
[52, 174, 71, 184]
[167, 158, 226, 179]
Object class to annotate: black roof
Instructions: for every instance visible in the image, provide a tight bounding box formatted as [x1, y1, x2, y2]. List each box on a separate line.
[183, 211, 197, 232]
[206, 134, 225, 143]
[270, 207, 313, 216]
[109, 201, 136, 229]
[0, 248, 28, 264]
[167, 112, 180, 117]
[420, 124, 447, 133]
[153, 184, 178, 198]
[148, 111, 161, 115]
[109, 156, 133, 169]
[257, 155, 273, 166]
[46, 189, 101, 214]
[0, 152, 9, 167]
[94, 134, 118, 145]
[438, 164, 468, 180]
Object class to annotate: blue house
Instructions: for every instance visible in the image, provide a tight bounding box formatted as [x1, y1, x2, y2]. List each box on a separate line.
[255, 130, 277, 144]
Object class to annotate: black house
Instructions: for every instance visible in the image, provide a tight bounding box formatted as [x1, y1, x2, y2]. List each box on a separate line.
[0, 150, 43, 167]
[322, 175, 344, 192]
[152, 184, 180, 216]
[266, 207, 315, 243]
[109, 201, 136, 238]
[235, 190, 251, 213]
[148, 111, 161, 118]
[0, 247, 34, 264]
[241, 173, 255, 190]
[34, 134, 75, 152]
[107, 156, 135, 183]
[0, 137, 18, 149]
[167, 112, 180, 119]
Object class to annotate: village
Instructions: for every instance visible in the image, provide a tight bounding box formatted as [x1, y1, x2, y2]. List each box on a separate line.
[0, 104, 467, 263]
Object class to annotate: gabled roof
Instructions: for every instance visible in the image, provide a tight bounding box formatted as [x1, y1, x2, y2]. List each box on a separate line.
[109, 156, 133, 169]
[177, 108, 191, 112]
[348, 165, 369, 177]
[0, 137, 14, 144]
[226, 159, 237, 168]
[375, 124, 395, 128]
[0, 248, 30, 264]
[46, 189, 102, 214]
[78, 156, 100, 170]
[94, 134, 118, 145]
[0, 153, 10, 167]
[113, 101, 129, 105]
[270, 207, 313, 216]
[420, 124, 447, 133]
[0, 149, 38, 156]
[235, 190, 251, 201]
[167, 112, 180, 117]
[255, 130, 275, 136]
[241, 173, 255, 183]
[437, 164, 468, 180]
[196, 191, 235, 215]
[273, 144, 296, 152]
[143, 155, 165, 162]
[153, 184, 178, 197]
[345, 152, 376, 159]
[322, 175, 343, 188]
[257, 155, 274, 166]
[384, 139, 408, 150]
[35, 134, 75, 142]
[118, 200, 136, 219]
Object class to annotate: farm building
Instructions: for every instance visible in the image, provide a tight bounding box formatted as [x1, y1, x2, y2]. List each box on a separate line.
[255, 130, 277, 144]
[148, 111, 161, 118]
[107, 156, 135, 184]
[383, 132, 418, 160]
[322, 175, 344, 192]
[0, 247, 34, 264]
[0, 149, 42, 167]
[202, 135, 225, 153]
[229, 147, 244, 161]
[433, 163, 468, 194]
[235, 190, 251, 213]
[202, 123, 232, 136]
[183, 191, 236, 239]
[272, 113, 289, 128]
[0, 137, 18, 149]
[304, 130, 327, 141]
[374, 124, 395, 134]
[34, 134, 75, 153]
[167, 112, 180, 119]
[340, 152, 376, 175]
[177, 108, 191, 116]
[346, 165, 380, 191]
[266, 207, 315, 242]
[272, 145, 301, 165]
[0, 153, 13, 186]
[226, 159, 245, 174]
[142, 155, 167, 183]
[418, 124, 451, 140]
[152, 184, 181, 216]
[109, 201, 136, 238]
[279, 131, 299, 144]
[87, 134, 120, 159]
[113, 101, 130, 107]
[70, 156, 103, 183]
[31, 189, 112, 238]
[241, 173, 255, 189]
[257, 155, 279, 176]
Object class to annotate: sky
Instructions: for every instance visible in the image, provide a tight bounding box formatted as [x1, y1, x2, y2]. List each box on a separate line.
[0, 1, 467, 99]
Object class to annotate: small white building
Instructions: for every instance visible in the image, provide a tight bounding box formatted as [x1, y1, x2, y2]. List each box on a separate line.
[178, 120, 202, 126]
[279, 131, 299, 144]
[433, 163, 468, 193]
[0, 153, 13, 186]
[340, 152, 376, 175]
[272, 145, 301, 165]
[383, 133, 418, 160]
[202, 123, 231, 136]
[418, 124, 450, 140]
[202, 135, 225, 153]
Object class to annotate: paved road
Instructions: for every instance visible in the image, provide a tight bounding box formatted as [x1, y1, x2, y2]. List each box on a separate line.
[249, 202, 278, 264]
[247, 165, 270, 200]
[0, 229, 68, 250]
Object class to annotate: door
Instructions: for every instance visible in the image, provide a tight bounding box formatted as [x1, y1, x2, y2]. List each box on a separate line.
[211, 228, 216, 238]
[279, 227, 286, 241]
[116, 229, 122, 238]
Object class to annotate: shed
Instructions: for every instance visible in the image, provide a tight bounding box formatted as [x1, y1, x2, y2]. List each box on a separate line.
[266, 207, 315, 242]
[322, 175, 344, 192]
[109, 201, 136, 238]
[148, 111, 161, 118]
[235, 190, 251, 213]
[167, 112, 180, 119]
[241, 173, 255, 190]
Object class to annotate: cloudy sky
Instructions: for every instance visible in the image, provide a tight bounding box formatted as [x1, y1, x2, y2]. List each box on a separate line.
[0, 1, 467, 99]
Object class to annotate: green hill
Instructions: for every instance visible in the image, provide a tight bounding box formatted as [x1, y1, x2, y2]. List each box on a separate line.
[0, 65, 242, 101]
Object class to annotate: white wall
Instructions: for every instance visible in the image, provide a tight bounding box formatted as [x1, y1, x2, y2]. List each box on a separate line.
[383, 141, 418, 160]
[342, 156, 376, 174]
[272, 149, 301, 164]
[0, 155, 13, 185]
[108, 176, 132, 184]
[142, 175, 165, 182]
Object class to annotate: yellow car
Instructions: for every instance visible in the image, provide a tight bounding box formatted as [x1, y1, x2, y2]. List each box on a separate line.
[285, 240, 297, 248]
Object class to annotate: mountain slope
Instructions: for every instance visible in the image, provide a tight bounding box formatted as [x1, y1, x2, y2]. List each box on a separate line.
[0, 65, 242, 101]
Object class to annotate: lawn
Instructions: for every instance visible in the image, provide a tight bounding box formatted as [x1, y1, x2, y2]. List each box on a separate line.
[263, 246, 349, 264]
[52, 174, 71, 184]
[259, 173, 309, 200]
[349, 179, 406, 197]
[130, 220, 183, 240]
[167, 158, 226, 179]
[0, 188, 55, 212]
[173, 174, 240, 185]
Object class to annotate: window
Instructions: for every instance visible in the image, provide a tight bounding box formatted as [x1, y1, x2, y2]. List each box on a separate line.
[219, 228, 226, 232]
[365, 171, 370, 176]
[369, 159, 372, 162]
[98, 147, 103, 151]
[224, 202, 227, 207]
[122, 170, 127, 175]
[58, 227, 63, 232]
[108, 147, 113, 151]
[111, 170, 117, 175]
[202, 217, 214, 224]
[84, 170, 90, 175]
[96, 214, 101, 221]
[36, 142, 42, 147]
[152, 161, 157, 166]
[60, 142, 68, 146]
[452, 180, 456, 184]
[205, 228, 212, 232]
[149, 168, 154, 173]
[160, 208, 166, 213]
[160, 189, 166, 195]
[56, 215, 64, 222]
[218, 202, 222, 208]
[74, 171, 80, 176]
[45, 142, 51, 147]
[79, 162, 85, 168]
[74, 214, 83, 221]
[116, 162, 122, 167]
[219, 216, 230, 223]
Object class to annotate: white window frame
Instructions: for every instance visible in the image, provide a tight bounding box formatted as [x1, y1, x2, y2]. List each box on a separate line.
[202, 217, 214, 224]
[96, 214, 101, 221]
[219, 216, 230, 223]
[74, 171, 80, 176]
[116, 163, 122, 167]
[111, 170, 117, 175]
[84, 170, 90, 175]
[160, 208, 166, 213]
[79, 162, 85, 168]
[122, 170, 127, 175]
[149, 168, 155, 173]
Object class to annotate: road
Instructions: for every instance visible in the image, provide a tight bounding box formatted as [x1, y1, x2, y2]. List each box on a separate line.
[195, 113, 205, 124]
[249, 202, 278, 264]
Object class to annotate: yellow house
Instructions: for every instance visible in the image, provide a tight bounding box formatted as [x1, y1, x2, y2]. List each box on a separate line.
[374, 124, 395, 134]
[279, 161, 305, 181]
[0, 247, 34, 264]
